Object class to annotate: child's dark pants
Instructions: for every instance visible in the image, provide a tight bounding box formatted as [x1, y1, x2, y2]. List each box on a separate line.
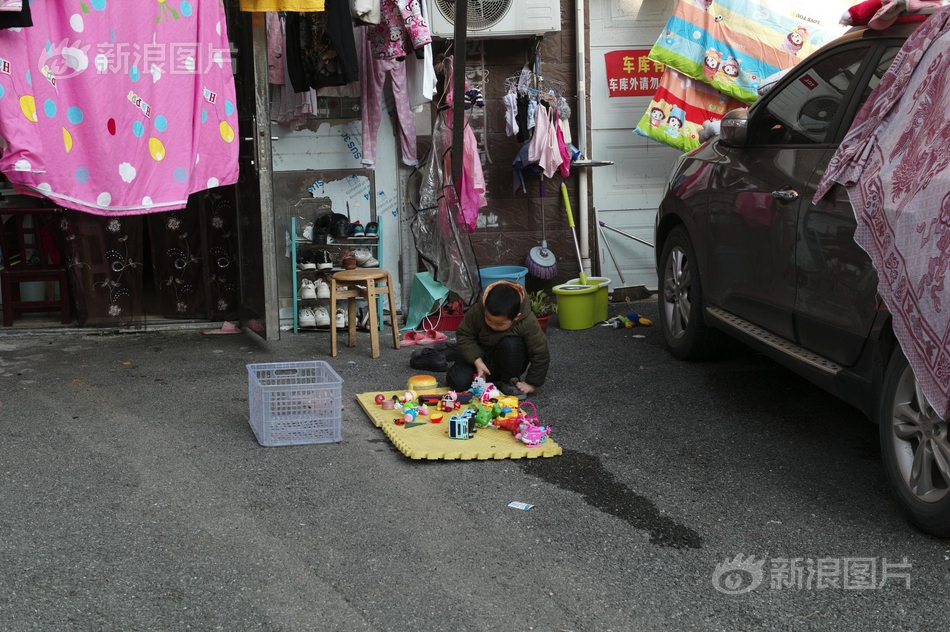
[446, 336, 528, 392]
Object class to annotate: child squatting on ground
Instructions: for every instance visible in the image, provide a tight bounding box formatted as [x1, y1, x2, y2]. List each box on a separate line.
[446, 281, 551, 397]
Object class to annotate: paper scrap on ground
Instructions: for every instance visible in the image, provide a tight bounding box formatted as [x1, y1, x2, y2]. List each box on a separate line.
[508, 501, 534, 511]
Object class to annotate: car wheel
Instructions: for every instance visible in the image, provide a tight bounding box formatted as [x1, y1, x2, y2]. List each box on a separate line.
[880, 346, 950, 537]
[658, 225, 714, 359]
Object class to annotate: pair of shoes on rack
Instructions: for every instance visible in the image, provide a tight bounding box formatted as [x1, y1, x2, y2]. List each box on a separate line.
[353, 247, 378, 267]
[300, 306, 332, 328]
[297, 253, 316, 271]
[365, 222, 379, 237]
[299, 279, 317, 299]
[299, 306, 317, 328]
[316, 250, 333, 270]
[334, 307, 347, 328]
[298, 278, 331, 299]
[350, 221, 365, 237]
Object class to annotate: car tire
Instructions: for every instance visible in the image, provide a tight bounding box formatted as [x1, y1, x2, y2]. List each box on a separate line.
[658, 225, 715, 359]
[879, 345, 950, 537]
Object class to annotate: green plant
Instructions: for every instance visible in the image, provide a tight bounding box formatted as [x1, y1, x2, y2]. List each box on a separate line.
[529, 290, 557, 317]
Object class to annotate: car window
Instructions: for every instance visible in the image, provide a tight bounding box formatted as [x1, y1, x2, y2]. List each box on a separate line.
[750, 47, 870, 145]
[855, 46, 902, 112]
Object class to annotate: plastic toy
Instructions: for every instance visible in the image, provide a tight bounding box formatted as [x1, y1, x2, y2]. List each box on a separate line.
[494, 415, 522, 434]
[469, 376, 500, 402]
[516, 423, 551, 447]
[603, 313, 653, 329]
[430, 413, 443, 423]
[439, 391, 461, 412]
[474, 405, 494, 428]
[381, 399, 395, 410]
[448, 409, 477, 439]
[375, 394, 386, 405]
[407, 374, 438, 391]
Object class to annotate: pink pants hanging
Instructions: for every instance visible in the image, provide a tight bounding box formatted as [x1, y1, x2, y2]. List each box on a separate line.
[360, 33, 418, 168]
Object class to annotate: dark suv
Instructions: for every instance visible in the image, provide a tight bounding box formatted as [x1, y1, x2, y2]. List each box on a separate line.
[654, 20, 950, 536]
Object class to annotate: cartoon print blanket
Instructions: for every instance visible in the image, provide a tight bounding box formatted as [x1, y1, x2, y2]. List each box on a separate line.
[0, 0, 239, 216]
[634, 67, 745, 151]
[814, 7, 950, 418]
[648, 0, 850, 104]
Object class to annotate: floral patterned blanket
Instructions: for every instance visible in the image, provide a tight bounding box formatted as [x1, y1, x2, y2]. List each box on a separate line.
[814, 7, 950, 417]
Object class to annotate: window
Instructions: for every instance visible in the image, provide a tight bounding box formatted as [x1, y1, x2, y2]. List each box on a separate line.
[751, 47, 870, 145]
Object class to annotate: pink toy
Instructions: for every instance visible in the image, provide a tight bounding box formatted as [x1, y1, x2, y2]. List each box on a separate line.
[516, 423, 551, 447]
[511, 402, 552, 447]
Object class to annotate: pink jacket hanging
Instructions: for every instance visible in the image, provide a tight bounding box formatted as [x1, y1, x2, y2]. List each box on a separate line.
[368, 0, 431, 60]
[0, 1, 239, 216]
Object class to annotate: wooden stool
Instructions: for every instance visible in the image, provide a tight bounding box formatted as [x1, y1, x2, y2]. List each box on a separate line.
[329, 268, 400, 358]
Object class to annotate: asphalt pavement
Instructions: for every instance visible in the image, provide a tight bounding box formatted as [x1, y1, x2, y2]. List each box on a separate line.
[1, 298, 947, 631]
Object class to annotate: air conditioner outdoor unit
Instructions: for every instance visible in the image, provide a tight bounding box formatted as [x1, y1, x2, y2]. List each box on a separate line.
[427, 0, 561, 39]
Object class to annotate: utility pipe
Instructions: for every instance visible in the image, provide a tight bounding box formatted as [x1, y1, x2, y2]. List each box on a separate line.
[575, 0, 591, 277]
[451, 0, 468, 184]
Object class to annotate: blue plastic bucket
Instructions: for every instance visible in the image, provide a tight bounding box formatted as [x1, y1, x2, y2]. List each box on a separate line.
[479, 266, 528, 290]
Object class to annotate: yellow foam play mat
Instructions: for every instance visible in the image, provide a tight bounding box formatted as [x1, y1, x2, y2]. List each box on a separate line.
[356, 388, 562, 461]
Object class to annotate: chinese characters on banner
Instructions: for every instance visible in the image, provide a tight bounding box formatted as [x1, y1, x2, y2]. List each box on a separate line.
[604, 50, 665, 97]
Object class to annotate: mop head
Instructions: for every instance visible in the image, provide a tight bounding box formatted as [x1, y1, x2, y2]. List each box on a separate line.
[526, 247, 558, 279]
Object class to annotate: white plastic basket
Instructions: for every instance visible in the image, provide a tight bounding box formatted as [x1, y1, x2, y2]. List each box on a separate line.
[246, 361, 343, 446]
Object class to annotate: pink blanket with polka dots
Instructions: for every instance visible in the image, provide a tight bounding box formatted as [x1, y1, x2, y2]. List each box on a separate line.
[0, 0, 238, 215]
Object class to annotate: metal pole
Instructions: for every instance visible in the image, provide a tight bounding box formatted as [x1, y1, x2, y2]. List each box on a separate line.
[598, 223, 627, 285]
[451, 0, 468, 184]
[598, 221, 655, 249]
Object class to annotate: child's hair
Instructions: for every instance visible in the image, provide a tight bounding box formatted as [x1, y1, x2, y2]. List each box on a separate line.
[485, 284, 522, 320]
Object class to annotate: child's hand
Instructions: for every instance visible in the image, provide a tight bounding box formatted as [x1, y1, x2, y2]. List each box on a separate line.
[516, 381, 535, 395]
[474, 359, 490, 377]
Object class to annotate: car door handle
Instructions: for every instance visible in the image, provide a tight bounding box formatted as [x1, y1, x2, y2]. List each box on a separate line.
[771, 189, 799, 202]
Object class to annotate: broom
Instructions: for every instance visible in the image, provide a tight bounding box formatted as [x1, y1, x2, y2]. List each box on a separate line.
[526, 179, 558, 279]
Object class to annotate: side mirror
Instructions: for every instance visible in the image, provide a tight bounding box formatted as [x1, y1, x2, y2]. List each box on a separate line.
[720, 108, 749, 147]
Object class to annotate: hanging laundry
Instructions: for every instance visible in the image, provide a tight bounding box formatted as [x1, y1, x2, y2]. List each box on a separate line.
[351, 0, 382, 25]
[441, 59, 486, 233]
[271, 29, 320, 131]
[634, 67, 745, 151]
[267, 12, 286, 85]
[0, 0, 29, 28]
[405, 0, 436, 111]
[284, 13, 312, 93]
[298, 0, 360, 89]
[648, 0, 851, 103]
[515, 94, 531, 143]
[240, 0, 326, 11]
[360, 27, 418, 168]
[368, 0, 431, 60]
[316, 26, 363, 98]
[0, 0, 238, 216]
[503, 91, 519, 137]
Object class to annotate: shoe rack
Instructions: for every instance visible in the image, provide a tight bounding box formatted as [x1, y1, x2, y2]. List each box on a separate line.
[291, 216, 383, 334]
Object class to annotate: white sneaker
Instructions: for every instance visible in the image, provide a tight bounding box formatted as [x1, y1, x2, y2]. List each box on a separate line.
[354, 248, 379, 267]
[302, 222, 314, 242]
[299, 306, 316, 328]
[336, 307, 347, 328]
[314, 306, 331, 328]
[314, 278, 330, 299]
[299, 278, 317, 299]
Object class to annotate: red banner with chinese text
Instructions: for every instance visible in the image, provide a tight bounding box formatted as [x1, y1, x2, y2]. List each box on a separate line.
[604, 50, 666, 97]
